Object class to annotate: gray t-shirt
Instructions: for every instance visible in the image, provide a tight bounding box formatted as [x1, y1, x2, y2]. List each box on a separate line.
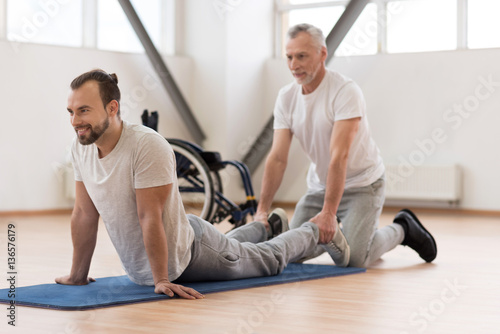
[72, 121, 194, 285]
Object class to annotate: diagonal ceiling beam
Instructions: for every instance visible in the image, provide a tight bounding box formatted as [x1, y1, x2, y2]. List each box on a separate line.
[117, 0, 206, 144]
[325, 0, 370, 64]
[242, 0, 369, 173]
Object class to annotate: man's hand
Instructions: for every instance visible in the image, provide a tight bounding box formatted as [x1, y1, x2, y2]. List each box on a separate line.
[155, 280, 205, 300]
[309, 211, 337, 244]
[55, 275, 95, 285]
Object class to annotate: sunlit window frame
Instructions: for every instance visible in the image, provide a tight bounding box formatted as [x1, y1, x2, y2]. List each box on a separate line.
[275, 0, 474, 58]
[0, 0, 6, 41]
[0, 0, 177, 55]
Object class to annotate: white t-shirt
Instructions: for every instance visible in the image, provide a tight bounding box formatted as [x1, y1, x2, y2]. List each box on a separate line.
[274, 69, 384, 191]
[72, 121, 194, 285]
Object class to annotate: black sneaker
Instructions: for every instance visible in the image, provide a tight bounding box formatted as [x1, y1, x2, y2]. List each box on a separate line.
[394, 209, 437, 262]
[267, 208, 289, 239]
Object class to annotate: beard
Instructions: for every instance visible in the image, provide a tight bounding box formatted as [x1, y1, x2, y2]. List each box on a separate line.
[76, 117, 110, 145]
[294, 61, 323, 86]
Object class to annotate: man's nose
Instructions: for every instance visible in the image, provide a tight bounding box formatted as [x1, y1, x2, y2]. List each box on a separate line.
[71, 113, 80, 127]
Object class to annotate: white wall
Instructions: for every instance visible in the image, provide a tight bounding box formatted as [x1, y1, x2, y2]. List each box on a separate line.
[180, 1, 500, 212]
[0, 40, 194, 211]
[181, 0, 227, 153]
[181, 0, 275, 201]
[0, 0, 275, 212]
[264, 48, 500, 211]
[2, 0, 500, 212]
[223, 0, 274, 200]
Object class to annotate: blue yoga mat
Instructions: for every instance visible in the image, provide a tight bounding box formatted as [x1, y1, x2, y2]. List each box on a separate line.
[0, 264, 365, 310]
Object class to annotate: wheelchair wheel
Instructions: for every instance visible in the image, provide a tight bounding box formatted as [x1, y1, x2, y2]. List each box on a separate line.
[168, 139, 215, 221]
[209, 169, 224, 223]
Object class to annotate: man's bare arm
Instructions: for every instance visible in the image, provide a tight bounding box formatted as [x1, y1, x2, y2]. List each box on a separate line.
[136, 184, 203, 300]
[254, 129, 293, 222]
[55, 181, 99, 285]
[311, 117, 360, 243]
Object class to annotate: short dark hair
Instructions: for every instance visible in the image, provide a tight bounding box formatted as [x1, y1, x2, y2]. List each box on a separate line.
[70, 69, 121, 116]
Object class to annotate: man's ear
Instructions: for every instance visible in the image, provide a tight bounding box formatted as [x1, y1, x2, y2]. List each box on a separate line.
[107, 100, 120, 117]
[320, 46, 328, 63]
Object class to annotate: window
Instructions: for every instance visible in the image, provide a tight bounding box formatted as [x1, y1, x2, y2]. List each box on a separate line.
[288, 0, 339, 4]
[0, 1, 6, 40]
[3, 0, 175, 55]
[6, 0, 83, 47]
[278, 0, 500, 57]
[386, 0, 457, 54]
[280, 1, 377, 57]
[97, 0, 162, 53]
[336, 3, 378, 57]
[286, 5, 344, 46]
[467, 0, 500, 49]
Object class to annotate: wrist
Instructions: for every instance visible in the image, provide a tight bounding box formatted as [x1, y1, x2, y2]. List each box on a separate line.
[69, 270, 89, 284]
[320, 209, 336, 217]
[66, 275, 89, 285]
[155, 278, 171, 286]
[254, 211, 268, 221]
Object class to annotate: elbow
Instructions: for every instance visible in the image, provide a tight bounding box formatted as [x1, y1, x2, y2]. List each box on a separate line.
[137, 210, 163, 230]
[330, 150, 350, 168]
[266, 158, 287, 176]
[266, 153, 288, 171]
[71, 206, 99, 225]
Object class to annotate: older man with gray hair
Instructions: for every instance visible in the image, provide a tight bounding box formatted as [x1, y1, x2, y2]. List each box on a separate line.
[255, 23, 437, 267]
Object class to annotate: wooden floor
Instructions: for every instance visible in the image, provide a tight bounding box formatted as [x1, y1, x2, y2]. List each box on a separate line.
[0, 209, 499, 334]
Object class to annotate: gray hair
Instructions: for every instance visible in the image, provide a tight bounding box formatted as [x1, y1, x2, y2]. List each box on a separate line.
[287, 23, 326, 50]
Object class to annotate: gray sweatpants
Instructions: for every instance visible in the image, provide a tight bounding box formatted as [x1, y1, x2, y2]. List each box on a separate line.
[290, 175, 404, 268]
[177, 215, 319, 282]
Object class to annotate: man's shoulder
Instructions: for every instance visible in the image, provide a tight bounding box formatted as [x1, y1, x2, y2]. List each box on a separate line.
[123, 121, 173, 156]
[124, 121, 166, 143]
[325, 69, 364, 99]
[71, 136, 90, 157]
[280, 78, 302, 93]
[277, 81, 300, 102]
[325, 69, 354, 87]
[124, 121, 159, 137]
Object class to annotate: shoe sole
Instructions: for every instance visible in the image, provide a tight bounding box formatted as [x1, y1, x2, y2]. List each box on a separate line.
[335, 227, 350, 267]
[321, 222, 350, 267]
[269, 208, 289, 236]
[400, 208, 437, 262]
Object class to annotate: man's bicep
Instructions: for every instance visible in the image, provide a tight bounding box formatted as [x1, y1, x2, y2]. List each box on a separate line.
[332, 82, 365, 121]
[136, 184, 172, 221]
[329, 118, 360, 156]
[269, 129, 293, 163]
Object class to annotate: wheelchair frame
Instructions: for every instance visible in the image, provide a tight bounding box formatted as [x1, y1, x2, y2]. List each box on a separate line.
[167, 138, 257, 228]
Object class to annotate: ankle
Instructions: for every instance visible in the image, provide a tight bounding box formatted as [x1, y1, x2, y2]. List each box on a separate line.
[259, 221, 273, 239]
[393, 218, 408, 236]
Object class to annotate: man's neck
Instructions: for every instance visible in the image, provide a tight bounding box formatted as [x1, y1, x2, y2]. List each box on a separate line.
[96, 120, 123, 159]
[302, 66, 326, 95]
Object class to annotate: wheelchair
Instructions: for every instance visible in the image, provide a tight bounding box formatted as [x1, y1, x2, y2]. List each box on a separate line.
[142, 109, 257, 227]
[167, 138, 257, 228]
